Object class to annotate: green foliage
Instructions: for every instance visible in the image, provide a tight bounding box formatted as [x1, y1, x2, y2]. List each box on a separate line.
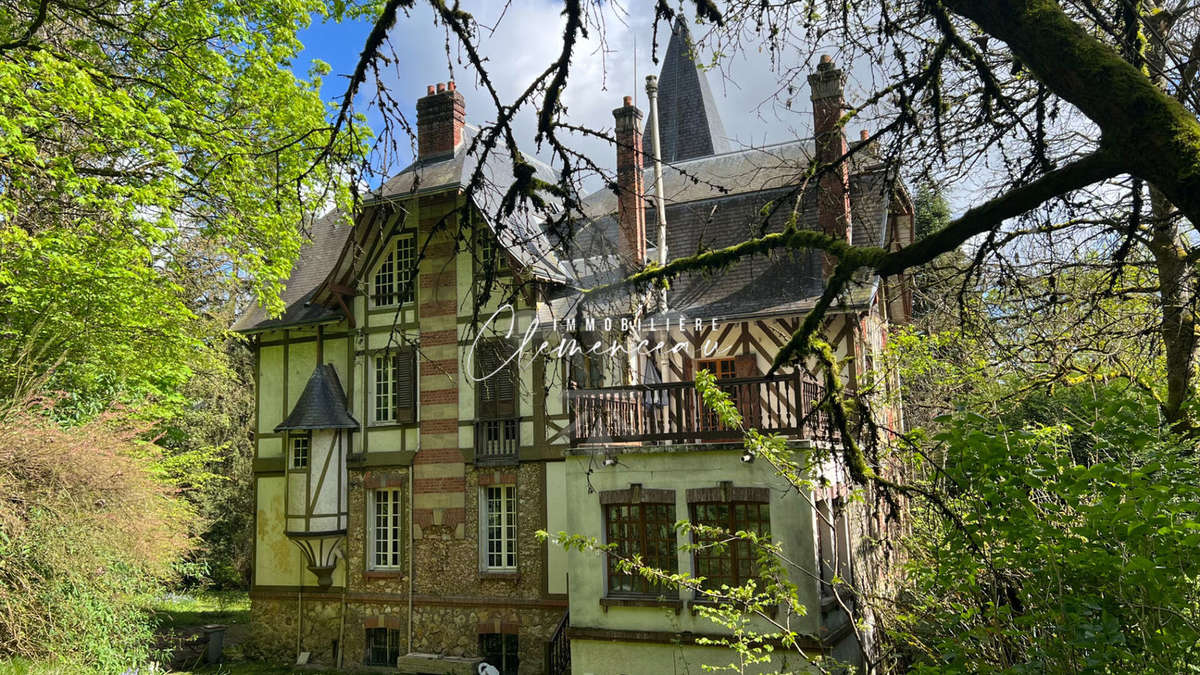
[889, 357, 1200, 671]
[0, 403, 194, 672]
[0, 0, 367, 412]
[913, 182, 951, 240]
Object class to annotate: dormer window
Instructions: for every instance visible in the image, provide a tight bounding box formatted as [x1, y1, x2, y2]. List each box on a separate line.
[478, 227, 508, 275]
[373, 234, 416, 306]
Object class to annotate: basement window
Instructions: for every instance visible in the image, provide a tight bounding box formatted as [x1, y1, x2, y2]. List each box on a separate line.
[479, 633, 519, 675]
[364, 627, 401, 666]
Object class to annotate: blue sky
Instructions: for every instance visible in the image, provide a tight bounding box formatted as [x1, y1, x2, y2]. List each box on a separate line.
[290, 2, 873, 186]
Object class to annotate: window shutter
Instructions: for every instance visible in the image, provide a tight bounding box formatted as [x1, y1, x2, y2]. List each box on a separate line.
[733, 354, 759, 379]
[477, 339, 517, 418]
[496, 349, 516, 416]
[393, 348, 416, 423]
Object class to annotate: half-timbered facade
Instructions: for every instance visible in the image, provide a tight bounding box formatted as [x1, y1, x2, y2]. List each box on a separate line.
[235, 19, 912, 674]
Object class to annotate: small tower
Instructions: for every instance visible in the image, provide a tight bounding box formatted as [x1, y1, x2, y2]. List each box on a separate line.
[276, 364, 358, 587]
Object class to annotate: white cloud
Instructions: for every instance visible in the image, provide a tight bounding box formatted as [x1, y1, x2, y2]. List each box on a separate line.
[368, 0, 835, 182]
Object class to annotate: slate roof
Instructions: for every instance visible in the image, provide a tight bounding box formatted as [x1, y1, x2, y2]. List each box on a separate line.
[373, 125, 571, 283]
[231, 209, 352, 333]
[565, 139, 892, 320]
[234, 126, 571, 333]
[233, 23, 897, 334]
[644, 18, 730, 162]
[276, 364, 359, 431]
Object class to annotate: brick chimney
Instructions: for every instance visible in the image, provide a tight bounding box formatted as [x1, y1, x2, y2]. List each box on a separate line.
[417, 81, 466, 160]
[809, 56, 852, 260]
[613, 96, 646, 267]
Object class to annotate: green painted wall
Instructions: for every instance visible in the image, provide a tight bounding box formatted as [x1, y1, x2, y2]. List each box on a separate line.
[569, 639, 816, 675]
[564, 446, 822, 665]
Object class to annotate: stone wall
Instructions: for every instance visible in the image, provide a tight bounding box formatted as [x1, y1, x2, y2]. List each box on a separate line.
[244, 595, 342, 665]
[248, 460, 564, 671]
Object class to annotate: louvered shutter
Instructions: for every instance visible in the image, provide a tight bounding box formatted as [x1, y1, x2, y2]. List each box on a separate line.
[733, 353, 761, 427]
[477, 339, 517, 418]
[733, 354, 759, 378]
[393, 348, 416, 423]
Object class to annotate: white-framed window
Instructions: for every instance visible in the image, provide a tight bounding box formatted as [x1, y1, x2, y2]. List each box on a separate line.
[372, 349, 417, 425]
[480, 484, 517, 570]
[289, 433, 310, 469]
[373, 234, 416, 306]
[369, 488, 403, 570]
[374, 355, 395, 423]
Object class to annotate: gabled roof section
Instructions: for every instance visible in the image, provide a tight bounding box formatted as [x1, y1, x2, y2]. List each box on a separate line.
[643, 18, 730, 163]
[564, 140, 894, 320]
[372, 125, 571, 283]
[231, 210, 351, 334]
[233, 125, 572, 334]
[276, 364, 358, 431]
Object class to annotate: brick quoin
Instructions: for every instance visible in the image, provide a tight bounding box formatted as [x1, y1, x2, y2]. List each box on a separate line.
[421, 358, 459, 375]
[420, 271, 456, 288]
[421, 388, 456, 404]
[421, 242, 457, 259]
[414, 447, 464, 463]
[421, 329, 457, 346]
[419, 300, 457, 317]
[413, 477, 466, 493]
[419, 418, 457, 435]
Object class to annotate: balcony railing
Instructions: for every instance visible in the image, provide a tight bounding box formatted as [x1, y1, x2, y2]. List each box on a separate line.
[568, 372, 835, 446]
[475, 418, 519, 465]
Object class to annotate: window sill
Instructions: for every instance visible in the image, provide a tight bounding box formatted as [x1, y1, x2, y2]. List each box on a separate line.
[600, 596, 682, 613]
[479, 570, 520, 581]
[366, 421, 416, 430]
[363, 570, 406, 580]
[690, 597, 779, 617]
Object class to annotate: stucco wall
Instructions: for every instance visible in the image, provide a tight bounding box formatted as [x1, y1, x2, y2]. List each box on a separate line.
[569, 639, 817, 675]
[564, 446, 822, 635]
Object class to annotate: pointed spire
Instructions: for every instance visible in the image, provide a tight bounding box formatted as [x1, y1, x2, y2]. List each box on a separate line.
[642, 18, 730, 163]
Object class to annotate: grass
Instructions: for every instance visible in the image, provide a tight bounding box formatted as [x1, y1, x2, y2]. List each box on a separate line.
[151, 590, 251, 631]
[170, 664, 339, 675]
[0, 591, 338, 674]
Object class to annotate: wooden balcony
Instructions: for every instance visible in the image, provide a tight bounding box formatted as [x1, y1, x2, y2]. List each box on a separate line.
[568, 372, 836, 446]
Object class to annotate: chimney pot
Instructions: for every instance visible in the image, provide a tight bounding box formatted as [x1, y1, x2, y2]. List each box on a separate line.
[447, 80, 455, 91]
[623, 95, 632, 106]
[417, 80, 466, 159]
[861, 130, 870, 140]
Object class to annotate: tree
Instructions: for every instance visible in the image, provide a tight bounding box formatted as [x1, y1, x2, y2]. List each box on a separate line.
[0, 0, 364, 412]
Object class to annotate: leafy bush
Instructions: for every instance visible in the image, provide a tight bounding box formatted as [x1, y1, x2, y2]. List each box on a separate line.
[891, 382, 1200, 672]
[0, 403, 194, 673]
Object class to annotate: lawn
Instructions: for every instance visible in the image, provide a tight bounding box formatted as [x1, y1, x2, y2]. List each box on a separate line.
[0, 591, 336, 675]
[152, 591, 339, 675]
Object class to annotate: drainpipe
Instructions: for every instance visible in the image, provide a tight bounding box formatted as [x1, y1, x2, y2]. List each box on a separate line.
[408, 349, 419, 654]
[408, 463, 415, 654]
[645, 75, 668, 311]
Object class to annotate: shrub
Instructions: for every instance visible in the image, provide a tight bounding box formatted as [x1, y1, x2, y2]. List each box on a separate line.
[0, 402, 193, 673]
